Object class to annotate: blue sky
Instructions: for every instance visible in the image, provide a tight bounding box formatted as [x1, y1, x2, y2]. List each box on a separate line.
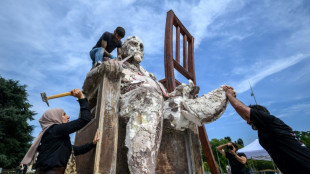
[1, 0, 309, 146]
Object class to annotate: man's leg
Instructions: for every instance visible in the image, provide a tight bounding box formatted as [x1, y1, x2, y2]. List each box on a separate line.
[90, 47, 104, 65]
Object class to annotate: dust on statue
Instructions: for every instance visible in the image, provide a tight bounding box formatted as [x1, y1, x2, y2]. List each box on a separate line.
[78, 36, 230, 174]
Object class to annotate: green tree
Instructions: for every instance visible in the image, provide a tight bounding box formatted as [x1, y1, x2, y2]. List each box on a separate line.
[224, 136, 231, 142]
[0, 76, 36, 168]
[294, 131, 310, 148]
[236, 138, 244, 146]
[204, 138, 231, 173]
[247, 159, 274, 171]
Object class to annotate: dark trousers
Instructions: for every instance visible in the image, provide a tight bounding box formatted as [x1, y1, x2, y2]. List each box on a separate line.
[35, 167, 65, 174]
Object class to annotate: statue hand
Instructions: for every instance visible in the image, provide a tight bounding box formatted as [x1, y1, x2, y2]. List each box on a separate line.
[102, 59, 123, 78]
[181, 86, 229, 125]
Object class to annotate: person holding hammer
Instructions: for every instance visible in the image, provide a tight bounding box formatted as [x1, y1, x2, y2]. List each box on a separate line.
[20, 88, 99, 174]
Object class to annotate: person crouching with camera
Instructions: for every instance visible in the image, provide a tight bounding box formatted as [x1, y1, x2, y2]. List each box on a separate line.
[217, 142, 248, 174]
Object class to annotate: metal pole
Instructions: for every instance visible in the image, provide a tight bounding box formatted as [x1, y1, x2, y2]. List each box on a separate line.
[215, 148, 223, 174]
[198, 126, 220, 174]
[248, 80, 258, 105]
[271, 159, 277, 172]
[251, 157, 255, 173]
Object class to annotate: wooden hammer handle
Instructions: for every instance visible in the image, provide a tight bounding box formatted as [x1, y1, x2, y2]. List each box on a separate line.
[47, 91, 72, 100]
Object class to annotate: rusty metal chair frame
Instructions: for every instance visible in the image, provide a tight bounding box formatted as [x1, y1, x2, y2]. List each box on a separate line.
[160, 10, 195, 92]
[161, 10, 220, 174]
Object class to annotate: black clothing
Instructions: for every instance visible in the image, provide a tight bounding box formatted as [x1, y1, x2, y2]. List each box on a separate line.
[23, 165, 27, 174]
[35, 98, 94, 171]
[35, 167, 65, 174]
[251, 109, 310, 174]
[92, 32, 122, 53]
[225, 151, 248, 174]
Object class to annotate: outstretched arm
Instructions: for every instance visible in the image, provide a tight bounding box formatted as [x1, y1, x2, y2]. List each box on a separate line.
[223, 86, 251, 122]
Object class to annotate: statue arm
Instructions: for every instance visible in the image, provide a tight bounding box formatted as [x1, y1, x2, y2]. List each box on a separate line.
[181, 86, 229, 126]
[163, 84, 229, 130]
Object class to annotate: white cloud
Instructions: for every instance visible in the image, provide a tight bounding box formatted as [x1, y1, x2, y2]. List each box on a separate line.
[161, 0, 239, 48]
[277, 103, 310, 118]
[189, 0, 235, 45]
[233, 53, 310, 93]
[286, 28, 310, 51]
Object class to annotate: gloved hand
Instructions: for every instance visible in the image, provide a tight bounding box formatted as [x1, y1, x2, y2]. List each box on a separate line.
[109, 55, 116, 59]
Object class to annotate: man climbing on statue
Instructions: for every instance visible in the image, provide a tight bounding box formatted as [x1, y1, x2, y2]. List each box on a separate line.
[90, 26, 125, 67]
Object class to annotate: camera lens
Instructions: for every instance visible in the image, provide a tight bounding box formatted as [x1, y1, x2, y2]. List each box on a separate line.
[228, 145, 233, 150]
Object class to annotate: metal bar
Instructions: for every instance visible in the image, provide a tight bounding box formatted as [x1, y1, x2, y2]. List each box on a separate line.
[188, 39, 192, 73]
[164, 10, 219, 174]
[183, 35, 188, 70]
[164, 10, 176, 92]
[172, 13, 193, 39]
[184, 132, 193, 174]
[187, 130, 197, 174]
[176, 26, 180, 63]
[198, 126, 220, 174]
[188, 37, 196, 84]
[173, 60, 194, 80]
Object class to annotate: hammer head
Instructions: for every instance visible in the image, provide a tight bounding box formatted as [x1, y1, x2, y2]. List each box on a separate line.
[40, 92, 49, 107]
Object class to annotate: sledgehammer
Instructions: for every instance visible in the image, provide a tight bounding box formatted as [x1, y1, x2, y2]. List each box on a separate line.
[40, 91, 73, 107]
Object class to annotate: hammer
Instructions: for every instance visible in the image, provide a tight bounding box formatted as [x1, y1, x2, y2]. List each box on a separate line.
[40, 91, 73, 106]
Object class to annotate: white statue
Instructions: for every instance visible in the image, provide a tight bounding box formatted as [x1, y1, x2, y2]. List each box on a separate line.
[119, 36, 230, 173]
[119, 36, 164, 174]
[82, 36, 230, 174]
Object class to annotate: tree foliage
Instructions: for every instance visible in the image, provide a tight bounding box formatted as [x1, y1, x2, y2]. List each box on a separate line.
[202, 138, 230, 173]
[0, 76, 36, 168]
[224, 136, 231, 142]
[247, 159, 274, 171]
[236, 138, 244, 147]
[294, 131, 310, 148]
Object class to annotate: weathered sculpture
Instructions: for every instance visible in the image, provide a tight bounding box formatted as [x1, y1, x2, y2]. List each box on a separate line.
[118, 36, 165, 173]
[77, 36, 229, 174]
[163, 80, 228, 131]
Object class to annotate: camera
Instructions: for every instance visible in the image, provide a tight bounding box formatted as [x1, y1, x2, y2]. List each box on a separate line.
[228, 145, 234, 150]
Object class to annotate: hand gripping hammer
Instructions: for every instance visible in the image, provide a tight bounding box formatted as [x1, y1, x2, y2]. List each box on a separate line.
[40, 91, 73, 106]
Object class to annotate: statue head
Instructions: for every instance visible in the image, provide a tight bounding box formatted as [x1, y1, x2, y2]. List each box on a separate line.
[121, 36, 144, 64]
